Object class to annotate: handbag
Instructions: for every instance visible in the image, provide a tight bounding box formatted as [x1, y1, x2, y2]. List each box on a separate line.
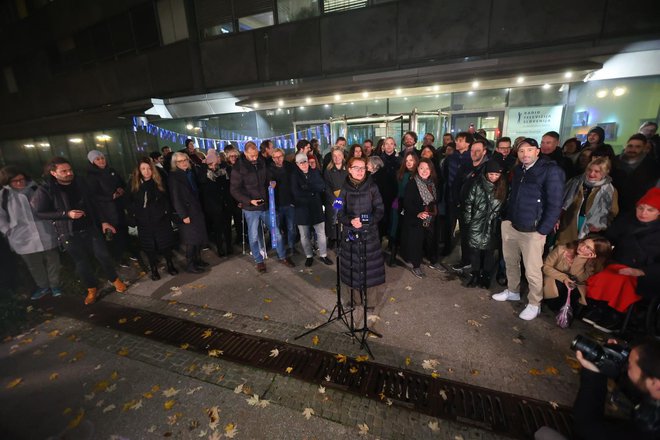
[555, 287, 574, 329]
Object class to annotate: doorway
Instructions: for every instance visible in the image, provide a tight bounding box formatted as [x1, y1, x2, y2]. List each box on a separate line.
[451, 111, 504, 143]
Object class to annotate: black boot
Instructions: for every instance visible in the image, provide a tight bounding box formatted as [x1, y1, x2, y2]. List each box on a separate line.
[216, 241, 226, 257]
[466, 271, 480, 287]
[387, 247, 398, 267]
[479, 272, 491, 289]
[150, 264, 161, 281]
[195, 248, 210, 268]
[186, 246, 203, 273]
[165, 257, 178, 275]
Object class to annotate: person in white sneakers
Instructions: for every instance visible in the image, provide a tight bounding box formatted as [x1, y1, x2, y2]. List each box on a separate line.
[492, 138, 565, 320]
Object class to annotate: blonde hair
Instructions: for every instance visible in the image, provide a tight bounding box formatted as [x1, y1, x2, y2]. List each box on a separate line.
[170, 152, 189, 171]
[326, 147, 346, 171]
[586, 156, 611, 176]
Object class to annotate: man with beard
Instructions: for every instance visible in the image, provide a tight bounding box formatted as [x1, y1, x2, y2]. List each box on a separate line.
[611, 133, 659, 214]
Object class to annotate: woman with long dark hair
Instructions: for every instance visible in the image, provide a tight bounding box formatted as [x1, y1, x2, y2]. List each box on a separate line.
[168, 151, 209, 273]
[128, 158, 178, 280]
[388, 152, 418, 266]
[224, 147, 245, 247]
[401, 158, 438, 278]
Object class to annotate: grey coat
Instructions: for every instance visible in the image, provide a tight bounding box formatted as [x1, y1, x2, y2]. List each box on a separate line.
[0, 184, 58, 255]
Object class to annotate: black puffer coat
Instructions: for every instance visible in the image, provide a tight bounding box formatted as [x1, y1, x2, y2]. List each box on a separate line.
[198, 165, 230, 215]
[86, 164, 127, 227]
[128, 179, 177, 253]
[337, 175, 385, 288]
[230, 156, 271, 212]
[461, 174, 504, 250]
[291, 167, 325, 226]
[168, 169, 208, 246]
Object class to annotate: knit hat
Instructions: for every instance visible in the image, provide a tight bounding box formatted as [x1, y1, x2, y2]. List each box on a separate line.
[587, 126, 605, 144]
[485, 160, 503, 174]
[203, 149, 220, 165]
[87, 150, 104, 163]
[637, 187, 660, 211]
[295, 153, 308, 164]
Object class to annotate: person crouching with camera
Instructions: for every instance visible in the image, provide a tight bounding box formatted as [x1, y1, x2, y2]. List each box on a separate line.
[565, 337, 660, 439]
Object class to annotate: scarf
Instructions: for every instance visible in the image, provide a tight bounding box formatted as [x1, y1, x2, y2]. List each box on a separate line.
[562, 174, 615, 238]
[348, 175, 364, 188]
[414, 174, 436, 206]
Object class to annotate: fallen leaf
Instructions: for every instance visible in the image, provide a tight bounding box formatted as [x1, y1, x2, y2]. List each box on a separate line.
[224, 423, 238, 438]
[565, 355, 581, 371]
[545, 366, 559, 376]
[201, 364, 219, 375]
[349, 366, 358, 374]
[117, 348, 129, 356]
[263, 315, 270, 320]
[263, 298, 272, 303]
[386, 398, 393, 406]
[529, 368, 544, 376]
[470, 369, 480, 376]
[428, 420, 440, 432]
[142, 392, 153, 399]
[357, 423, 369, 436]
[549, 401, 559, 410]
[513, 338, 523, 344]
[48, 330, 61, 337]
[208, 349, 223, 357]
[422, 359, 439, 370]
[151, 385, 160, 392]
[58, 351, 68, 359]
[63, 407, 72, 415]
[324, 375, 331, 382]
[285, 367, 293, 374]
[49, 373, 59, 381]
[405, 357, 411, 366]
[431, 371, 440, 379]
[453, 304, 461, 308]
[94, 381, 109, 392]
[163, 387, 180, 397]
[118, 318, 127, 324]
[269, 348, 279, 358]
[163, 400, 176, 410]
[131, 400, 143, 410]
[355, 355, 369, 362]
[180, 343, 190, 350]
[201, 329, 213, 339]
[105, 383, 117, 393]
[312, 335, 320, 345]
[389, 296, 397, 302]
[318, 385, 326, 394]
[233, 384, 244, 394]
[95, 399, 105, 407]
[122, 399, 138, 411]
[405, 285, 412, 291]
[466, 319, 483, 328]
[102, 404, 116, 413]
[84, 392, 95, 401]
[147, 425, 156, 433]
[335, 354, 347, 363]
[223, 312, 234, 318]
[425, 332, 432, 337]
[302, 407, 315, 419]
[208, 431, 221, 440]
[207, 405, 220, 430]
[67, 409, 84, 429]
[110, 371, 119, 381]
[133, 316, 141, 322]
[6, 378, 22, 389]
[439, 390, 448, 400]
[167, 413, 181, 425]
[319, 309, 327, 315]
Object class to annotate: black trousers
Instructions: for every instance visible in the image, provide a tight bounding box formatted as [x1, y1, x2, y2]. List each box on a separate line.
[469, 248, 495, 272]
[64, 229, 118, 289]
[403, 223, 437, 268]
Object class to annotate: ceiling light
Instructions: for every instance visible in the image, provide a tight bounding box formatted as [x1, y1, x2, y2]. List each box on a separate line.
[24, 144, 35, 148]
[564, 71, 573, 79]
[253, 102, 259, 108]
[403, 97, 408, 100]
[194, 127, 201, 131]
[68, 138, 83, 143]
[350, 102, 354, 105]
[516, 76, 525, 84]
[96, 135, 111, 141]
[324, 104, 330, 108]
[186, 123, 193, 130]
[596, 89, 608, 98]
[542, 83, 551, 90]
[278, 99, 284, 107]
[305, 97, 312, 104]
[432, 85, 440, 92]
[472, 81, 479, 89]
[395, 88, 402, 95]
[299, 106, 305, 110]
[374, 99, 379, 103]
[334, 94, 341, 101]
[612, 87, 626, 96]
[39, 142, 50, 147]
[362, 91, 369, 98]
[468, 91, 474, 95]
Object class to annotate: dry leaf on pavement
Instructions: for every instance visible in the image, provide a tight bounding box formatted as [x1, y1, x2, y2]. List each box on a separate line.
[318, 385, 326, 394]
[335, 354, 347, 363]
[207, 406, 220, 430]
[428, 420, 440, 432]
[233, 384, 244, 394]
[49, 373, 59, 381]
[208, 349, 223, 357]
[357, 423, 369, 436]
[302, 407, 315, 420]
[269, 348, 279, 358]
[224, 423, 238, 438]
[201, 329, 213, 339]
[163, 400, 176, 410]
[6, 378, 22, 389]
[312, 335, 320, 345]
[67, 409, 84, 429]
[162, 387, 180, 397]
[422, 359, 439, 370]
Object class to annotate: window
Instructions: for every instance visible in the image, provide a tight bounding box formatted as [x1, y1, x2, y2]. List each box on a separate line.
[203, 22, 235, 38]
[277, 0, 319, 23]
[238, 11, 274, 31]
[323, 0, 367, 14]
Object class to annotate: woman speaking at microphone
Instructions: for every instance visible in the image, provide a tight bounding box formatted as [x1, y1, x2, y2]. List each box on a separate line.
[336, 157, 386, 291]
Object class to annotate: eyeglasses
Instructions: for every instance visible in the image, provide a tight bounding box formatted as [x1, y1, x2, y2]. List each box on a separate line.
[176, 159, 189, 163]
[350, 166, 366, 171]
[10, 177, 26, 183]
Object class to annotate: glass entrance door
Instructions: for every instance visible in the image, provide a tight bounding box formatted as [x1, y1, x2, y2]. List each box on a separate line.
[416, 112, 450, 146]
[451, 111, 504, 143]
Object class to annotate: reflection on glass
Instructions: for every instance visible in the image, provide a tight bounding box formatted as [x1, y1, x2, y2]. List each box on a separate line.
[238, 12, 274, 32]
[278, 0, 319, 23]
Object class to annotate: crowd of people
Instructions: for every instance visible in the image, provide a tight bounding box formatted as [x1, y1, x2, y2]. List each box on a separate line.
[1, 122, 659, 335]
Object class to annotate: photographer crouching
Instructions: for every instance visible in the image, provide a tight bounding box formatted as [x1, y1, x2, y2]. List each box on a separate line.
[538, 336, 660, 439]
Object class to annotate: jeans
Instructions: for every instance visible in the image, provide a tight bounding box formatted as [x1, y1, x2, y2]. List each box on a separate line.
[21, 248, 61, 289]
[243, 209, 286, 263]
[277, 205, 297, 251]
[298, 222, 327, 258]
[64, 229, 118, 288]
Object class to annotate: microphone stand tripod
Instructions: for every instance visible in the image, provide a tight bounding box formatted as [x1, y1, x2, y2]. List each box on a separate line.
[294, 220, 351, 340]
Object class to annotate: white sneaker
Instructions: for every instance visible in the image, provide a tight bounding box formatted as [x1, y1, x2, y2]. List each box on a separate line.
[519, 304, 540, 321]
[491, 289, 520, 302]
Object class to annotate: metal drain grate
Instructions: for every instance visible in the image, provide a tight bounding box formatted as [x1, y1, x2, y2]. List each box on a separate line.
[50, 297, 574, 439]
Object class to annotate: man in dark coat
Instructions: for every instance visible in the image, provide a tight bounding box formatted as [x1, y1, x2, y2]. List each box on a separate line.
[492, 137, 516, 176]
[269, 148, 297, 255]
[611, 133, 660, 214]
[492, 138, 565, 321]
[540, 131, 575, 179]
[168, 151, 209, 273]
[230, 142, 294, 273]
[291, 153, 332, 267]
[32, 157, 127, 305]
[441, 131, 473, 258]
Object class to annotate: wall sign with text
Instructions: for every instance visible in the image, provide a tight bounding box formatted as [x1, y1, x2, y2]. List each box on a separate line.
[507, 106, 564, 141]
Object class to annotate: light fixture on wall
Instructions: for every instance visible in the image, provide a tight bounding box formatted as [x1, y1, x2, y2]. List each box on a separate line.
[96, 134, 111, 141]
[68, 138, 83, 143]
[395, 88, 402, 95]
[516, 76, 525, 84]
[542, 83, 551, 90]
[334, 94, 341, 101]
[24, 144, 35, 148]
[253, 102, 259, 108]
[596, 89, 608, 98]
[472, 81, 479, 89]
[278, 99, 284, 107]
[564, 71, 573, 79]
[305, 97, 312, 104]
[186, 123, 193, 130]
[612, 87, 626, 96]
[362, 91, 369, 98]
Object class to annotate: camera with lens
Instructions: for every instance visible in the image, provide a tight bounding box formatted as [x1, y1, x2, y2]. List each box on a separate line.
[571, 335, 630, 378]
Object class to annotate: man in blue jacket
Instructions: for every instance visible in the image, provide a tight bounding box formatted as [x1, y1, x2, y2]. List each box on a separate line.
[492, 138, 565, 320]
